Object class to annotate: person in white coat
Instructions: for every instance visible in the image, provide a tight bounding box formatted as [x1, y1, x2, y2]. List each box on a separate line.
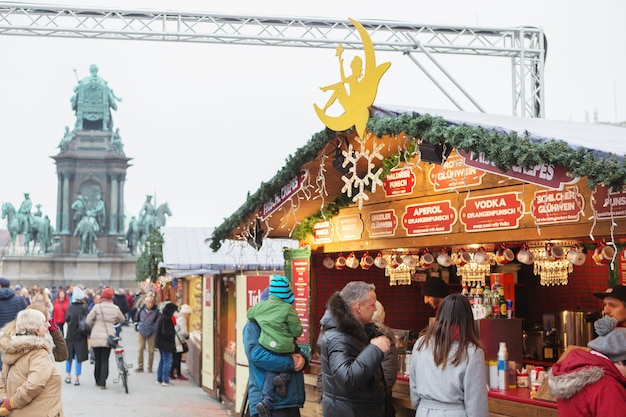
[409, 294, 488, 417]
[171, 304, 191, 380]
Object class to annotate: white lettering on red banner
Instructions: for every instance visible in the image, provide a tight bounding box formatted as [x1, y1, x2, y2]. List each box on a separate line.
[366, 209, 398, 237]
[259, 171, 305, 220]
[401, 201, 457, 235]
[313, 220, 334, 243]
[429, 153, 485, 191]
[531, 187, 585, 224]
[458, 151, 578, 190]
[460, 192, 524, 232]
[591, 184, 626, 219]
[384, 168, 416, 196]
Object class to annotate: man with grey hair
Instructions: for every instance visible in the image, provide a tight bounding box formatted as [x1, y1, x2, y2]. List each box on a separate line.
[319, 281, 391, 417]
[134, 295, 159, 373]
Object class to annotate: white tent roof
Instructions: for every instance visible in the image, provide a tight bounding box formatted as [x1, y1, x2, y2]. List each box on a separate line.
[161, 226, 298, 277]
[374, 105, 626, 160]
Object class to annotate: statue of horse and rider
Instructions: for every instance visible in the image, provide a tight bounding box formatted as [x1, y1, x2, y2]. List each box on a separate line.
[1, 199, 52, 255]
[126, 198, 172, 255]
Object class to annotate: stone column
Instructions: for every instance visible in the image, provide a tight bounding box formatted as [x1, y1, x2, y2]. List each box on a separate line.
[109, 173, 119, 234]
[61, 173, 71, 234]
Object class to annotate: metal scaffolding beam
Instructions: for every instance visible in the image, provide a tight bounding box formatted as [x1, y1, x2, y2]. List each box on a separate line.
[0, 2, 546, 117]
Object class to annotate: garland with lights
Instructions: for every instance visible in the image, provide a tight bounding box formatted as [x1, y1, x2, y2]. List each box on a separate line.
[211, 112, 626, 251]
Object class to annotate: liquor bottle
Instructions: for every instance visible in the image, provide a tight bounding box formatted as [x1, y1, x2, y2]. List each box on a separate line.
[461, 284, 469, 298]
[475, 285, 484, 305]
[469, 287, 476, 306]
[498, 287, 507, 318]
[497, 342, 509, 389]
[482, 288, 491, 318]
[490, 288, 500, 318]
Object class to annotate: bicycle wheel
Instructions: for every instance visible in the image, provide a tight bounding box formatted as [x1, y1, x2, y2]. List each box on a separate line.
[121, 367, 129, 394]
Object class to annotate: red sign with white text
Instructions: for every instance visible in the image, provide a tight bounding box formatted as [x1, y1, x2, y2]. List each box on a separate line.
[366, 209, 398, 237]
[246, 275, 272, 309]
[259, 171, 305, 220]
[429, 153, 485, 191]
[458, 151, 577, 190]
[401, 201, 457, 236]
[291, 259, 309, 345]
[313, 220, 334, 243]
[531, 187, 585, 224]
[384, 168, 416, 196]
[591, 184, 626, 219]
[460, 192, 524, 232]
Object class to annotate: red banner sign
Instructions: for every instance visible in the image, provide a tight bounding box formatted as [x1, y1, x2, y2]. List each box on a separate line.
[429, 153, 485, 191]
[291, 259, 310, 345]
[384, 168, 416, 196]
[460, 192, 524, 232]
[246, 275, 272, 309]
[313, 220, 334, 243]
[458, 151, 577, 190]
[531, 187, 585, 224]
[336, 214, 363, 241]
[259, 171, 305, 220]
[591, 184, 626, 219]
[366, 209, 398, 237]
[401, 201, 457, 236]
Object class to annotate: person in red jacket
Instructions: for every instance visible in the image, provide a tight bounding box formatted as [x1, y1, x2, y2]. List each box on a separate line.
[548, 316, 626, 417]
[53, 287, 70, 335]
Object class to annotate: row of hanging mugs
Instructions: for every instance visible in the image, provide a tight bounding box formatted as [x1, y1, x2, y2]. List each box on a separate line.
[322, 242, 616, 271]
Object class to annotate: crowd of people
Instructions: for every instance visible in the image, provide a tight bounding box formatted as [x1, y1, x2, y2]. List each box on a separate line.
[0, 277, 193, 415]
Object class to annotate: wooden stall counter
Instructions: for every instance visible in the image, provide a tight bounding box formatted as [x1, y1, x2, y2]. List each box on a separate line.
[391, 378, 557, 417]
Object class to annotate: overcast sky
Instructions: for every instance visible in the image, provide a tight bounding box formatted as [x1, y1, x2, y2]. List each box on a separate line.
[0, 0, 624, 232]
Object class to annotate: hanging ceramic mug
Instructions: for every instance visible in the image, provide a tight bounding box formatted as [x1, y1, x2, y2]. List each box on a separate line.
[335, 254, 347, 270]
[547, 244, 565, 261]
[454, 249, 472, 267]
[420, 251, 434, 268]
[374, 252, 387, 269]
[566, 246, 586, 266]
[516, 245, 534, 265]
[495, 248, 515, 265]
[360, 252, 374, 270]
[323, 255, 335, 269]
[472, 248, 489, 265]
[403, 253, 418, 268]
[390, 254, 404, 269]
[346, 252, 359, 269]
[437, 251, 453, 267]
[593, 245, 615, 265]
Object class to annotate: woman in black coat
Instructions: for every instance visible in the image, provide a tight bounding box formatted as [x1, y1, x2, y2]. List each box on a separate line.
[64, 287, 90, 385]
[155, 302, 178, 386]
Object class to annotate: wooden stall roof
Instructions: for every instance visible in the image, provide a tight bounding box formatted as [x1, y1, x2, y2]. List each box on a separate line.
[210, 106, 626, 250]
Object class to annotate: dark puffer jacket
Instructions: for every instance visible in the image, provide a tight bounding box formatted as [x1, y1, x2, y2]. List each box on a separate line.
[0, 288, 26, 328]
[155, 303, 177, 353]
[320, 292, 386, 417]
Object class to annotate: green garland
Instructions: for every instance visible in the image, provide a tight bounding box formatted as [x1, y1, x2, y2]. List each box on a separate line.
[210, 112, 626, 251]
[135, 228, 165, 282]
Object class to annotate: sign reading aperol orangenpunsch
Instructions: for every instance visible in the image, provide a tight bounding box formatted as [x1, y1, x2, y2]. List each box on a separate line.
[531, 187, 585, 224]
[366, 209, 398, 237]
[383, 168, 416, 196]
[428, 153, 485, 191]
[460, 192, 524, 232]
[401, 201, 457, 236]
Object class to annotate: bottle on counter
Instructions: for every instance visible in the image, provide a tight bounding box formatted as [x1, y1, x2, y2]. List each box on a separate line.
[490, 288, 500, 318]
[497, 342, 509, 389]
[482, 288, 491, 318]
[461, 284, 469, 298]
[498, 287, 507, 318]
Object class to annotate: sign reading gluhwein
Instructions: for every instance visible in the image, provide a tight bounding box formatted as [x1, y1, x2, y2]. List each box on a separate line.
[460, 192, 524, 232]
[366, 209, 398, 237]
[458, 151, 577, 190]
[531, 187, 585, 224]
[429, 152, 485, 191]
[259, 171, 305, 220]
[402, 201, 457, 236]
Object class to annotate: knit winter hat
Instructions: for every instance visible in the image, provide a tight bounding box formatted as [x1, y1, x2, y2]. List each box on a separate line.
[72, 287, 85, 301]
[587, 316, 626, 362]
[100, 287, 114, 300]
[422, 277, 448, 298]
[269, 275, 294, 304]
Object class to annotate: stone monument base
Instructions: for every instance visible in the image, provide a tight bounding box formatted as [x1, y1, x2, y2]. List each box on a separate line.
[0, 255, 138, 290]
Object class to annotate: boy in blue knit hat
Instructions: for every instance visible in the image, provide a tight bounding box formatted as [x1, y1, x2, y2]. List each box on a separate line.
[246, 275, 303, 417]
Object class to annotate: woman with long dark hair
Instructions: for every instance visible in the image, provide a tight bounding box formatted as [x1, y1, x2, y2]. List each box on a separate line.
[409, 294, 488, 417]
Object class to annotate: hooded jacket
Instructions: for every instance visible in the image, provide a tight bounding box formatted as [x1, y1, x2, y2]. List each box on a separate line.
[0, 331, 64, 417]
[155, 303, 177, 352]
[319, 292, 386, 417]
[548, 348, 626, 417]
[0, 287, 26, 328]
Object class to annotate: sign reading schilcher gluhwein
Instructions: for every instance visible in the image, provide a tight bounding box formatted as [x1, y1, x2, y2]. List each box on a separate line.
[402, 201, 457, 236]
[460, 192, 524, 232]
[531, 187, 585, 224]
[259, 171, 305, 220]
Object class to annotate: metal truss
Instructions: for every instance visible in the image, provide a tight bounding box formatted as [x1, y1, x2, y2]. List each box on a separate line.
[0, 2, 546, 117]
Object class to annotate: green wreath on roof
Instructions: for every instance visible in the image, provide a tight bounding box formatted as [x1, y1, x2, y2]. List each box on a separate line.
[211, 113, 626, 251]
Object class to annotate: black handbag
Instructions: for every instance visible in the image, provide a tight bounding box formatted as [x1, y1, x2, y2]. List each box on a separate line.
[176, 333, 189, 353]
[78, 316, 91, 336]
[100, 304, 119, 348]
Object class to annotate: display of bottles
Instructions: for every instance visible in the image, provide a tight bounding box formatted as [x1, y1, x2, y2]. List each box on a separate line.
[497, 342, 509, 389]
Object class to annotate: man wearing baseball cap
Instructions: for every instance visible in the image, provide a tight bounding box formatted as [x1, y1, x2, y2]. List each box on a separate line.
[593, 285, 626, 327]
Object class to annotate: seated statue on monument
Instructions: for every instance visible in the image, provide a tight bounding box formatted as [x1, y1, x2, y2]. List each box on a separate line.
[71, 64, 122, 131]
[58, 126, 75, 152]
[111, 128, 125, 155]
